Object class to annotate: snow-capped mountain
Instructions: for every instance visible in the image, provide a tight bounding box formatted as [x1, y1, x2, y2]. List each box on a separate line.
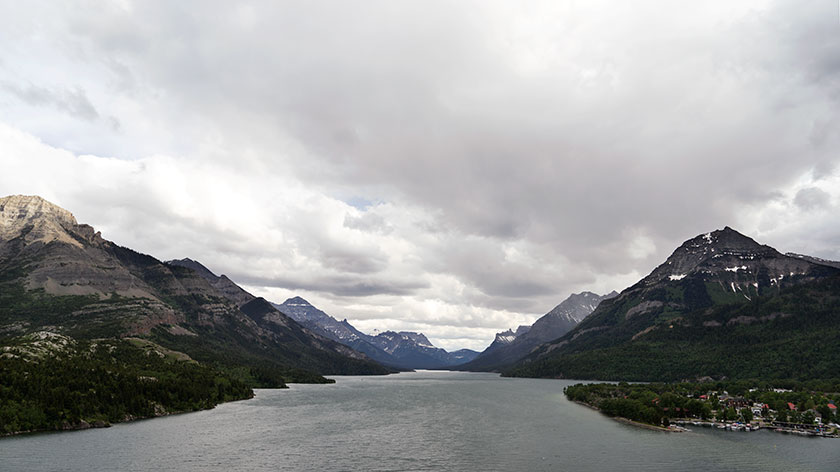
[275, 296, 369, 344]
[362, 330, 478, 368]
[497, 325, 531, 345]
[637, 226, 830, 300]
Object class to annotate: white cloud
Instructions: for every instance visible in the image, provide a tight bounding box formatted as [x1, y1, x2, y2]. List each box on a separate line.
[739, 168, 840, 261]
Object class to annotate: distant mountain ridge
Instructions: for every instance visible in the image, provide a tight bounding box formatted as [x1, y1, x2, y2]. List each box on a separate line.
[271, 296, 400, 366]
[457, 291, 617, 371]
[507, 227, 840, 381]
[466, 325, 529, 365]
[365, 330, 478, 369]
[274, 296, 479, 369]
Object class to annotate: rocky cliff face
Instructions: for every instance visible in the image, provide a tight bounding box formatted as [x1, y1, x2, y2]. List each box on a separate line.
[0, 195, 159, 299]
[0, 195, 85, 247]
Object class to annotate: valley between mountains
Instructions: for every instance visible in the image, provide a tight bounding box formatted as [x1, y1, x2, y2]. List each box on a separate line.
[2, 194, 839, 436]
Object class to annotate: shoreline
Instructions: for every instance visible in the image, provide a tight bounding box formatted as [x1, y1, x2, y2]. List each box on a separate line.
[671, 419, 839, 438]
[572, 400, 838, 438]
[613, 416, 679, 432]
[0, 392, 257, 439]
[572, 400, 679, 433]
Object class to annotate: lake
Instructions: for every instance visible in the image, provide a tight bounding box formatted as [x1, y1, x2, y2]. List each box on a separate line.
[2, 371, 838, 471]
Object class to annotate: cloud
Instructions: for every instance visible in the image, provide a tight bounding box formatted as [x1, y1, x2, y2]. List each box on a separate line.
[793, 187, 831, 211]
[1, 82, 99, 121]
[738, 168, 840, 263]
[1, 0, 839, 350]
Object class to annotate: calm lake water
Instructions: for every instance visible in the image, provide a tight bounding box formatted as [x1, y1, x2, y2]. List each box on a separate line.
[2, 370, 838, 471]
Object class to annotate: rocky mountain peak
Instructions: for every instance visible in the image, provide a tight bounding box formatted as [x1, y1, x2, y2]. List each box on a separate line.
[0, 195, 77, 225]
[398, 331, 433, 347]
[0, 195, 87, 247]
[513, 325, 531, 337]
[283, 296, 312, 307]
[492, 325, 531, 345]
[676, 227, 770, 256]
[167, 258, 219, 280]
[275, 296, 326, 325]
[494, 329, 517, 345]
[546, 291, 616, 323]
[646, 226, 783, 284]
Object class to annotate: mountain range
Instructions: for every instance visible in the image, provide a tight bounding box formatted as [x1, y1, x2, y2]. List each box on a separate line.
[4, 193, 838, 397]
[506, 226, 840, 381]
[274, 296, 479, 369]
[0, 195, 392, 388]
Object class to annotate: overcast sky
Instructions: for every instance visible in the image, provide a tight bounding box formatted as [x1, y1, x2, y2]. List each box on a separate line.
[1, 1, 839, 351]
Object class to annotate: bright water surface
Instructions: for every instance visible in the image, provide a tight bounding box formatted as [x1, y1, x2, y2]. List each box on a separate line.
[2, 371, 838, 471]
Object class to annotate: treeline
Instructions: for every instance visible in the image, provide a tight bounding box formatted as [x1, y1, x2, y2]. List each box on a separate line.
[0, 340, 253, 436]
[565, 383, 706, 426]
